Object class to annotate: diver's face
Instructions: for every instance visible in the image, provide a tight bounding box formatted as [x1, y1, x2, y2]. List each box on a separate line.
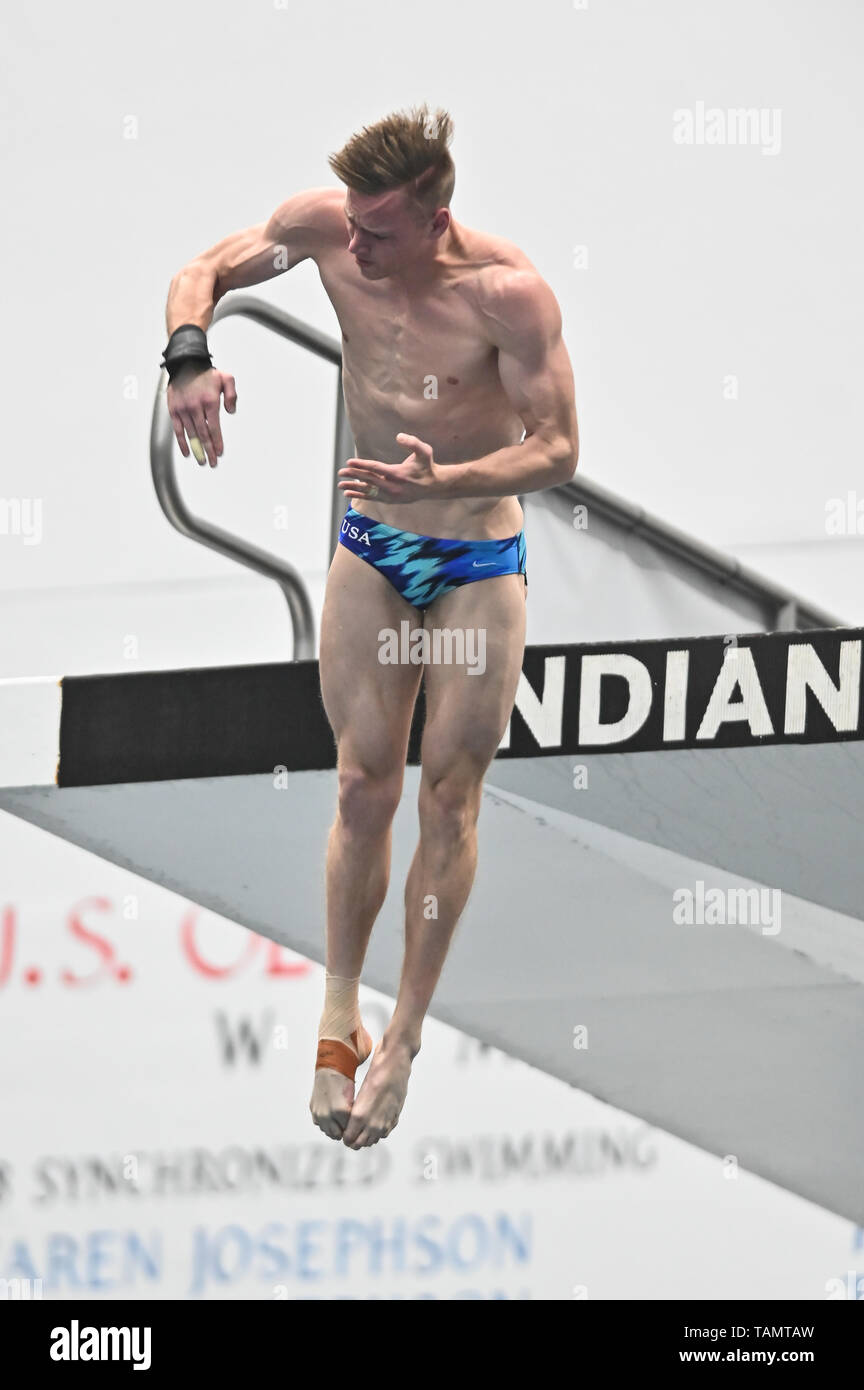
[344, 189, 431, 278]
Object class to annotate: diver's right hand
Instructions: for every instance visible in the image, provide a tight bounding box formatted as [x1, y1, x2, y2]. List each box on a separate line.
[166, 365, 237, 468]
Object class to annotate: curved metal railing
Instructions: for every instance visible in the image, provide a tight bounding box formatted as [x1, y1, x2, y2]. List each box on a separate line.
[150, 294, 354, 661]
[556, 474, 842, 632]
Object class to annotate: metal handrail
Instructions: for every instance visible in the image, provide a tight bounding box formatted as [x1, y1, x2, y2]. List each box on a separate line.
[150, 294, 353, 661]
[558, 475, 843, 632]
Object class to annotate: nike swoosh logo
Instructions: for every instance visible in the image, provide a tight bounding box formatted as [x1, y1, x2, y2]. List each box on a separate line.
[472, 561, 495, 568]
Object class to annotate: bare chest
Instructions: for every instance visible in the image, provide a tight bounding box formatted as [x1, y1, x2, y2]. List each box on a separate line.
[318, 254, 500, 410]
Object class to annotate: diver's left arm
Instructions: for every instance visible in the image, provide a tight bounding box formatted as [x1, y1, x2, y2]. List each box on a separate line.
[432, 271, 579, 499]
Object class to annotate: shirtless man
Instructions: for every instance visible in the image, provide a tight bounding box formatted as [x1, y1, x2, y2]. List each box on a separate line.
[163, 104, 579, 1150]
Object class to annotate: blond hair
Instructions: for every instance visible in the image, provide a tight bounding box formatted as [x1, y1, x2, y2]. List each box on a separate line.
[328, 103, 455, 221]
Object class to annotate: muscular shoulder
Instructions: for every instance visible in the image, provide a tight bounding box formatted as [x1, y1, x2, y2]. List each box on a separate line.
[451, 226, 560, 341]
[472, 255, 563, 351]
[265, 186, 348, 259]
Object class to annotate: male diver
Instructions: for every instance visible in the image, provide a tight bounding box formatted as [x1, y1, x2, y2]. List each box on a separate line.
[163, 104, 579, 1148]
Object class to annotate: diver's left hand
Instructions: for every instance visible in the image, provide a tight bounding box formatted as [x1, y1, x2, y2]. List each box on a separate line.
[337, 433, 443, 504]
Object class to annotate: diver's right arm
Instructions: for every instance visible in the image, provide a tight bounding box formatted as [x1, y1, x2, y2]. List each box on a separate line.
[164, 187, 331, 467]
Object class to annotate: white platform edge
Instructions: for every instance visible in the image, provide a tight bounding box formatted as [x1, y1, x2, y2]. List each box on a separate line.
[0, 675, 62, 787]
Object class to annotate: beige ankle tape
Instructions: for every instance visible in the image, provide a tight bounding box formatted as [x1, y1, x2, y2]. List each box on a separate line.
[318, 972, 362, 1042]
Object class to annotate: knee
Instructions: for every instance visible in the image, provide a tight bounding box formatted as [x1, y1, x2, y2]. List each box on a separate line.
[337, 765, 402, 837]
[419, 771, 481, 844]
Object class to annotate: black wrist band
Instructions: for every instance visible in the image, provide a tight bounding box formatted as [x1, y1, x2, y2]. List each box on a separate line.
[160, 323, 213, 381]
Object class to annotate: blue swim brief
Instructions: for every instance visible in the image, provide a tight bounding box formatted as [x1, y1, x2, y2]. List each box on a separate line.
[337, 506, 527, 611]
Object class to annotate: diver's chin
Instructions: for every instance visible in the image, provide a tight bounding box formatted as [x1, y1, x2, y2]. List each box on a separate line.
[357, 260, 390, 280]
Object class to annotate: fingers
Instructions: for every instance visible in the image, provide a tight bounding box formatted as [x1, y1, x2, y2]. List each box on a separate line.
[337, 462, 391, 501]
[338, 480, 387, 502]
[220, 372, 238, 414]
[396, 432, 432, 459]
[169, 374, 238, 468]
[339, 460, 387, 482]
[172, 405, 210, 467]
[170, 413, 190, 458]
[177, 411, 201, 463]
[190, 406, 219, 468]
[337, 464, 386, 487]
[203, 393, 224, 456]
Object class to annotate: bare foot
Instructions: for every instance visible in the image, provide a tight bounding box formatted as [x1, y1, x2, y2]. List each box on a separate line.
[309, 1025, 372, 1141]
[342, 1033, 418, 1149]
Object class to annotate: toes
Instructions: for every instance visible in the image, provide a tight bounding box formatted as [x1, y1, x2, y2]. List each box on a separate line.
[346, 1124, 387, 1149]
[310, 1109, 341, 1141]
[322, 1100, 351, 1131]
[329, 1109, 353, 1139]
[343, 1104, 402, 1147]
[310, 1069, 356, 1138]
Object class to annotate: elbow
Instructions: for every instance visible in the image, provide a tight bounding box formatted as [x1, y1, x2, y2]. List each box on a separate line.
[552, 437, 578, 484]
[170, 258, 218, 304]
